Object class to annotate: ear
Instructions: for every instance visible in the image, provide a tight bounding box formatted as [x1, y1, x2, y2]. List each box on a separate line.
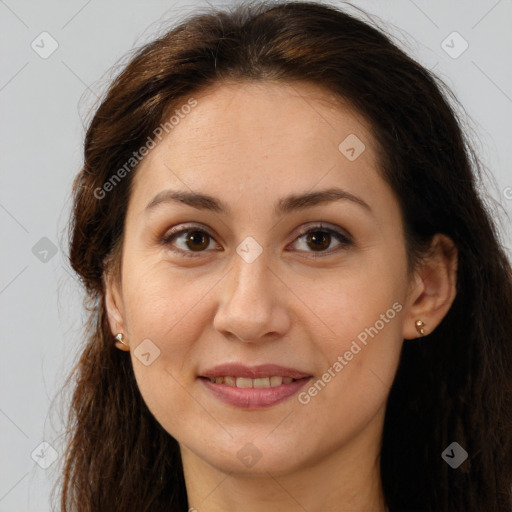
[402, 234, 458, 340]
[104, 268, 130, 351]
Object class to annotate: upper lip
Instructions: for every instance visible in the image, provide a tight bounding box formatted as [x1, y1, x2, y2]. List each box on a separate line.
[200, 363, 312, 380]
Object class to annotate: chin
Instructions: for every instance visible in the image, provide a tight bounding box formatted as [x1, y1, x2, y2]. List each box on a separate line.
[186, 435, 316, 477]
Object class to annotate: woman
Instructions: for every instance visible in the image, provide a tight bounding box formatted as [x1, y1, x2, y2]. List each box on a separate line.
[58, 1, 512, 511]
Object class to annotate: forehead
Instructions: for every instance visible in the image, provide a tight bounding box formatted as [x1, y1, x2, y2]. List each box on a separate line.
[158, 79, 373, 161]
[130, 80, 386, 214]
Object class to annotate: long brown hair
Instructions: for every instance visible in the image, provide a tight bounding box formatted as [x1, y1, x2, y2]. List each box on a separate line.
[57, 1, 512, 511]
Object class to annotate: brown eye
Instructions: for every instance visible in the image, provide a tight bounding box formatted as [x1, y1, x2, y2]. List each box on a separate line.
[291, 224, 353, 256]
[306, 230, 332, 251]
[162, 223, 352, 259]
[184, 230, 210, 251]
[162, 226, 218, 258]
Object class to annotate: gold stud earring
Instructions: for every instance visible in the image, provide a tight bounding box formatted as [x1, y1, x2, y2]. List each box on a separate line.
[115, 333, 128, 346]
[415, 320, 426, 336]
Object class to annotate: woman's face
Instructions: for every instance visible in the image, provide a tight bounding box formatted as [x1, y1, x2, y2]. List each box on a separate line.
[107, 80, 418, 477]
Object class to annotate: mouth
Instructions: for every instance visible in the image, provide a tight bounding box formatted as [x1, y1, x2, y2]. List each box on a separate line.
[202, 375, 299, 387]
[198, 363, 313, 409]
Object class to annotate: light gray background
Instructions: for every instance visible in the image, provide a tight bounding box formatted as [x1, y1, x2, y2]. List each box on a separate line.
[1, 1, 511, 510]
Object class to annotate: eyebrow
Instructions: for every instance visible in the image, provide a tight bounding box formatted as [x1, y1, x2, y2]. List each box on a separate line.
[145, 187, 372, 216]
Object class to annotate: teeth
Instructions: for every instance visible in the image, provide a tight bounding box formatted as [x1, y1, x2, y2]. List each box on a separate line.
[236, 377, 253, 388]
[207, 376, 295, 387]
[270, 376, 283, 386]
[254, 377, 270, 388]
[224, 376, 236, 386]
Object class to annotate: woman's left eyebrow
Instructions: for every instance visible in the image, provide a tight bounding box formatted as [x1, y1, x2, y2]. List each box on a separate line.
[145, 187, 372, 217]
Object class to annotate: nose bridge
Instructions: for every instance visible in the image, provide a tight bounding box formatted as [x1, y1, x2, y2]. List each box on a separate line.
[227, 248, 274, 315]
[213, 246, 287, 341]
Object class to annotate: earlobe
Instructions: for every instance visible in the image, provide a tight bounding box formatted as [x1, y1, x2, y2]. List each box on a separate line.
[402, 234, 458, 340]
[104, 272, 130, 351]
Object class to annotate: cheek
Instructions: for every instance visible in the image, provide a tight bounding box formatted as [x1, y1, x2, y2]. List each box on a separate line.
[122, 256, 216, 345]
[121, 260, 211, 422]
[293, 249, 407, 411]
[297, 243, 407, 347]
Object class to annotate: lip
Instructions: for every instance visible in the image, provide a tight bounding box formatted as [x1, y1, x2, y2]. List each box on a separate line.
[200, 363, 312, 380]
[199, 376, 312, 409]
[198, 363, 313, 409]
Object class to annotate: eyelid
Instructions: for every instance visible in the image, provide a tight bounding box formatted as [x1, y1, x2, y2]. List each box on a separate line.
[161, 223, 220, 258]
[161, 221, 353, 257]
[293, 222, 352, 242]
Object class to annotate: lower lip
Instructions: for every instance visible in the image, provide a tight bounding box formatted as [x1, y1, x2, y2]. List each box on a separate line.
[199, 377, 312, 409]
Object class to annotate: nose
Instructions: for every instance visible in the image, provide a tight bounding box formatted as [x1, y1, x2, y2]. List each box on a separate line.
[213, 250, 291, 343]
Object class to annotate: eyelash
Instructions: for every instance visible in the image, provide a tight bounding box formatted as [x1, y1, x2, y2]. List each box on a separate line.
[160, 223, 353, 259]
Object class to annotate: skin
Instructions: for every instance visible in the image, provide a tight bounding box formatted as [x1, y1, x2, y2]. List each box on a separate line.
[105, 80, 457, 512]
